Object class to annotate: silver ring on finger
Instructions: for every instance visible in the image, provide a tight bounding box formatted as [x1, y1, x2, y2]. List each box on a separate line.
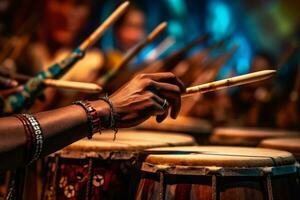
[162, 99, 169, 110]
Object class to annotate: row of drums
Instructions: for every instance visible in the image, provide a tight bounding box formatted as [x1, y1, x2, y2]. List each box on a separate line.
[41, 116, 300, 200]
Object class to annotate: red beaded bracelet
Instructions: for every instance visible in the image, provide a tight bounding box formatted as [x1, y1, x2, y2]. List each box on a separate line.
[73, 101, 100, 139]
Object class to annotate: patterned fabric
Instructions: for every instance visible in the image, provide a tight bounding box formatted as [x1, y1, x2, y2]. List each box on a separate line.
[3, 48, 84, 114]
[43, 156, 136, 200]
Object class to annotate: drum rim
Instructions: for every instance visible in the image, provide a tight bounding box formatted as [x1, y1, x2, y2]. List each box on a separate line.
[140, 162, 299, 177]
[51, 150, 138, 160]
[212, 127, 299, 138]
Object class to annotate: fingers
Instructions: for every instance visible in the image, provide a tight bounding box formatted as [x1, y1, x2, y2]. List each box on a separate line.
[118, 92, 165, 127]
[137, 72, 185, 92]
[143, 91, 166, 115]
[156, 106, 169, 123]
[146, 81, 181, 119]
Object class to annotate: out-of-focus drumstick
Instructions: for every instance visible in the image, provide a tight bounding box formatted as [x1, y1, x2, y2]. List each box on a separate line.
[0, 75, 18, 88]
[98, 22, 167, 85]
[139, 33, 210, 74]
[0, 87, 22, 97]
[0, 68, 31, 82]
[144, 36, 175, 62]
[79, 1, 129, 50]
[118, 22, 167, 69]
[276, 42, 298, 69]
[183, 70, 276, 97]
[43, 79, 102, 93]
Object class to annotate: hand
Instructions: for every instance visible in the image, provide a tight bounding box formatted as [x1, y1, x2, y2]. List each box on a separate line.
[103, 73, 185, 128]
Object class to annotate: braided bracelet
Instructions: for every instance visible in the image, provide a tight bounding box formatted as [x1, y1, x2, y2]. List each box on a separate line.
[99, 94, 119, 140]
[14, 114, 33, 164]
[73, 101, 100, 139]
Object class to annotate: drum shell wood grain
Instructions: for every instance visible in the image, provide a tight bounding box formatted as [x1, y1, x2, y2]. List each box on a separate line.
[210, 127, 299, 146]
[42, 131, 196, 200]
[136, 146, 299, 200]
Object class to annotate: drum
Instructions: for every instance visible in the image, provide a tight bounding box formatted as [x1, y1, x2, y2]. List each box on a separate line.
[210, 127, 299, 146]
[137, 116, 212, 144]
[136, 146, 299, 200]
[42, 130, 196, 200]
[259, 138, 300, 161]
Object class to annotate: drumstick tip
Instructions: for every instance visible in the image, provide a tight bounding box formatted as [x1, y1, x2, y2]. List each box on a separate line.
[120, 1, 130, 8]
[254, 69, 276, 77]
[160, 21, 168, 28]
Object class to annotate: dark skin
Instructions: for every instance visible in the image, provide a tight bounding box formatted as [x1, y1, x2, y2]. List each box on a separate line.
[0, 72, 184, 171]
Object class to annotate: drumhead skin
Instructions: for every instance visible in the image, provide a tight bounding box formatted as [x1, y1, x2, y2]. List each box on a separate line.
[137, 146, 299, 200]
[143, 146, 295, 168]
[137, 116, 212, 135]
[210, 127, 299, 146]
[259, 138, 300, 160]
[63, 130, 196, 153]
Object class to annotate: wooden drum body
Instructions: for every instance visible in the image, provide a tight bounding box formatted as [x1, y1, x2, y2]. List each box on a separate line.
[210, 127, 299, 146]
[42, 130, 195, 200]
[136, 146, 299, 200]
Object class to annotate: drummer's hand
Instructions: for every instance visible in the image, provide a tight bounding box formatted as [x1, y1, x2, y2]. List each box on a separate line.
[107, 73, 184, 128]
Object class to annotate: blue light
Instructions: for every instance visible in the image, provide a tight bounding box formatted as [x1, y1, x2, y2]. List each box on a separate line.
[164, 0, 187, 17]
[206, 0, 233, 40]
[168, 20, 184, 38]
[232, 34, 252, 74]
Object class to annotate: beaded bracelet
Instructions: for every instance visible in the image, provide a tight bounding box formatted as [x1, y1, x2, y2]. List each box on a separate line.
[73, 101, 100, 139]
[22, 114, 44, 163]
[14, 114, 44, 165]
[99, 94, 119, 140]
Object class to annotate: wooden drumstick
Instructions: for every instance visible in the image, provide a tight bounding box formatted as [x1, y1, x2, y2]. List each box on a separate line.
[98, 22, 167, 85]
[0, 87, 23, 97]
[118, 22, 167, 69]
[0, 68, 31, 82]
[79, 1, 129, 50]
[183, 70, 276, 97]
[43, 79, 102, 93]
[0, 75, 18, 88]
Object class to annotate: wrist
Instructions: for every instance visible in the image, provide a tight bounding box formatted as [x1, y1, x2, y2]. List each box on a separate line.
[89, 100, 111, 129]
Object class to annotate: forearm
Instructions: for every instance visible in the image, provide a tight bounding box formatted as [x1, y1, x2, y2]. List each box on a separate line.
[0, 100, 109, 171]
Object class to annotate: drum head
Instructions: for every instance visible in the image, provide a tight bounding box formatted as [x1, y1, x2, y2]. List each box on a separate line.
[210, 127, 299, 146]
[144, 146, 295, 167]
[259, 138, 300, 160]
[63, 130, 196, 153]
[93, 129, 196, 146]
[137, 116, 212, 135]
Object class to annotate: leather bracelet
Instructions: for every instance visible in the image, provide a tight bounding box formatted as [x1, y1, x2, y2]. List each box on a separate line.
[73, 101, 100, 139]
[99, 94, 119, 140]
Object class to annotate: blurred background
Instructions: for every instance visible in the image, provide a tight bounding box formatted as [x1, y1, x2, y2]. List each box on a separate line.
[0, 0, 299, 129]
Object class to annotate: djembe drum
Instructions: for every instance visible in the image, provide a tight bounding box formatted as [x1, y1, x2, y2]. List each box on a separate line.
[210, 127, 299, 146]
[136, 146, 299, 200]
[259, 138, 300, 189]
[259, 138, 300, 162]
[137, 116, 212, 144]
[42, 130, 196, 200]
